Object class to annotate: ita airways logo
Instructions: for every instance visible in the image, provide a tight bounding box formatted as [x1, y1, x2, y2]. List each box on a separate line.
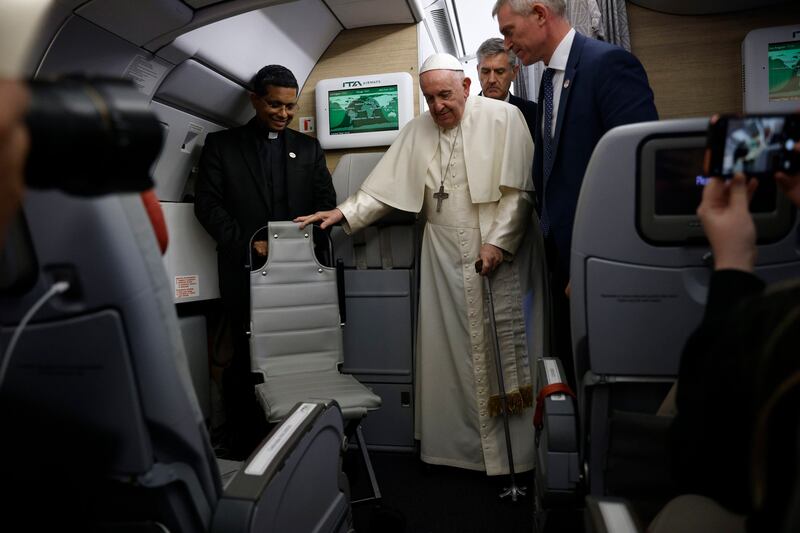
[342, 80, 381, 88]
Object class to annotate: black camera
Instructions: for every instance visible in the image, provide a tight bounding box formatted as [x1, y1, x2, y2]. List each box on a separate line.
[25, 77, 164, 196]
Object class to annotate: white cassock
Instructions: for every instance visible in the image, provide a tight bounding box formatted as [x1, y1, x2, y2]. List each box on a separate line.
[339, 95, 544, 475]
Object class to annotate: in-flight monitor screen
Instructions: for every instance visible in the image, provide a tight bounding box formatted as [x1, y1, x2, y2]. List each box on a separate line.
[328, 85, 399, 135]
[654, 146, 776, 216]
[768, 40, 800, 102]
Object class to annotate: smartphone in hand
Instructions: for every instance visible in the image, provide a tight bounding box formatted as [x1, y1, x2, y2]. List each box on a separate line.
[705, 113, 800, 178]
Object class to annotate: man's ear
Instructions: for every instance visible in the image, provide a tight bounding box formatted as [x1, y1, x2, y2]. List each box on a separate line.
[248, 92, 260, 110]
[463, 76, 472, 96]
[512, 64, 520, 80]
[532, 3, 547, 25]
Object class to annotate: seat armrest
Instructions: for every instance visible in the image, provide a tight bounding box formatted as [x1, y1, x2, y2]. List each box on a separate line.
[585, 496, 642, 533]
[211, 402, 331, 532]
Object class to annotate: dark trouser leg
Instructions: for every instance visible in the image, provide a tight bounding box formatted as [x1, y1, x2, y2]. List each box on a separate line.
[220, 265, 267, 458]
[221, 331, 267, 458]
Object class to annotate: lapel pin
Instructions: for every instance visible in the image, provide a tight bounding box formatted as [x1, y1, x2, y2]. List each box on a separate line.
[289, 152, 296, 159]
[563, 79, 571, 89]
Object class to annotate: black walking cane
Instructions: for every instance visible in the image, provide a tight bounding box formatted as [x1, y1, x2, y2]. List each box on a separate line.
[475, 260, 527, 502]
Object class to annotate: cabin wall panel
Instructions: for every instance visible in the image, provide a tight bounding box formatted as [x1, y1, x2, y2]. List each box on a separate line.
[627, 2, 800, 119]
[289, 23, 420, 174]
[149, 101, 226, 202]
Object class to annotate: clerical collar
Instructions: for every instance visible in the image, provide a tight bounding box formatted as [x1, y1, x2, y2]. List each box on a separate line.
[252, 118, 283, 140]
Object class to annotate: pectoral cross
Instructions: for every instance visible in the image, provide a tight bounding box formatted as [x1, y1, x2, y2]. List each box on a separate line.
[434, 184, 449, 212]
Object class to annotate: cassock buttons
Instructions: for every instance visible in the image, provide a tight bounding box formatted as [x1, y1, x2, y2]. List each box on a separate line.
[289, 152, 296, 158]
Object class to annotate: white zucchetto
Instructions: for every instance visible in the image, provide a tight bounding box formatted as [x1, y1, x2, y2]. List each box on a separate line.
[420, 53, 464, 74]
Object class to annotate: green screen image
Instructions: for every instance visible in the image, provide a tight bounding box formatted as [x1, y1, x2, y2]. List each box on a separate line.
[768, 40, 800, 102]
[328, 85, 399, 135]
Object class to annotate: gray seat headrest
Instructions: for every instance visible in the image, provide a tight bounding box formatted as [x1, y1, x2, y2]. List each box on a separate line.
[332, 152, 415, 225]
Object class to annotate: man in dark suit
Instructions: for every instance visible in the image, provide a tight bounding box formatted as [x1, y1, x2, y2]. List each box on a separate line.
[476, 37, 536, 140]
[194, 64, 336, 456]
[495, 0, 657, 382]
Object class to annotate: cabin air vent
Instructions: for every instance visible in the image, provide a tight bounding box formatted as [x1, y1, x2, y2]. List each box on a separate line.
[430, 8, 457, 56]
[423, 0, 459, 57]
[741, 64, 746, 96]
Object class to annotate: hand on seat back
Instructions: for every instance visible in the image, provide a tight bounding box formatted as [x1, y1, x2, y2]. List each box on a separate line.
[294, 208, 343, 230]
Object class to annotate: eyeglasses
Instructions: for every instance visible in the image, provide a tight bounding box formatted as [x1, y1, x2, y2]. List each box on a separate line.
[260, 98, 299, 112]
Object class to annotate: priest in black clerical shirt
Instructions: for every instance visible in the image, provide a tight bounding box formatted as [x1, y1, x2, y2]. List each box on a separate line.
[194, 64, 336, 456]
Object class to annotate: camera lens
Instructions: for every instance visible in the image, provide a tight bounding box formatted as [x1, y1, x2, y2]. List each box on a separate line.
[25, 78, 163, 196]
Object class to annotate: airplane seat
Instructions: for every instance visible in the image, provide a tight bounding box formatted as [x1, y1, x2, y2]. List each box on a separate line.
[329, 152, 419, 452]
[587, 278, 800, 533]
[584, 494, 746, 533]
[330, 152, 417, 271]
[0, 190, 352, 532]
[249, 220, 382, 501]
[532, 118, 800, 521]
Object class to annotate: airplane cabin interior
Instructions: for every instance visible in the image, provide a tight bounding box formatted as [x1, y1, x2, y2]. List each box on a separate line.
[1, 0, 800, 532]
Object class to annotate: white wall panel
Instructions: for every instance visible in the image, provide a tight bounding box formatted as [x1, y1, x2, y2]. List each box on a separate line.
[161, 203, 220, 303]
[149, 101, 226, 202]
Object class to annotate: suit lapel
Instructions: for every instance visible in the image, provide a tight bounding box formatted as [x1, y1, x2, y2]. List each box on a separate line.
[546, 33, 585, 180]
[533, 74, 546, 196]
[239, 122, 272, 214]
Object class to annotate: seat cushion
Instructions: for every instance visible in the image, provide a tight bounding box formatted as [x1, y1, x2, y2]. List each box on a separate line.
[648, 494, 746, 533]
[256, 371, 381, 422]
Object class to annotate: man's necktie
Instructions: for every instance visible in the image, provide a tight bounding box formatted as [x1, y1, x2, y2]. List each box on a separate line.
[540, 68, 555, 237]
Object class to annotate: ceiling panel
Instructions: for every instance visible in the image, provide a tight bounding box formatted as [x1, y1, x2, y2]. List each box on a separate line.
[325, 0, 415, 28]
[77, 0, 193, 46]
[160, 0, 341, 90]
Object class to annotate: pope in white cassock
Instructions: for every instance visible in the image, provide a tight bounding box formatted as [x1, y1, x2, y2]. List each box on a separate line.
[297, 53, 544, 475]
